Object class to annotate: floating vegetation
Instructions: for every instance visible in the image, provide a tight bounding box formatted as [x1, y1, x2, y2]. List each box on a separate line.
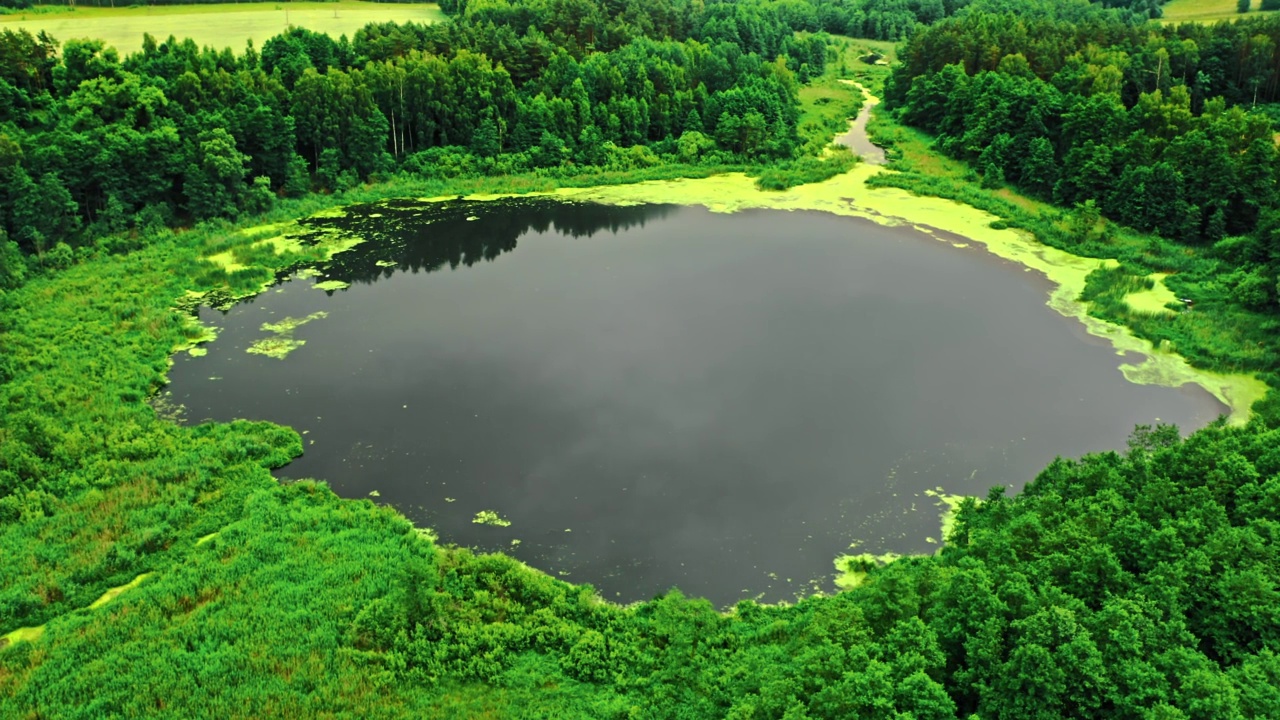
[833, 552, 902, 590]
[532, 167, 1264, 422]
[314, 280, 351, 292]
[246, 337, 306, 359]
[375, 260, 398, 268]
[924, 487, 968, 543]
[172, 312, 219, 358]
[261, 311, 329, 336]
[368, 490, 381, 497]
[150, 392, 187, 423]
[308, 206, 348, 219]
[248, 311, 329, 360]
[472, 510, 512, 527]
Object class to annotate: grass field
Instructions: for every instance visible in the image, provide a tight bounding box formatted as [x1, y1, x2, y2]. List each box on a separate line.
[1163, 0, 1280, 23]
[0, 1, 444, 55]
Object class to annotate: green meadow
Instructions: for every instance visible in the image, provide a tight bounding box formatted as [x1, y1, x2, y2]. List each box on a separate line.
[0, 1, 444, 54]
[1163, 0, 1280, 23]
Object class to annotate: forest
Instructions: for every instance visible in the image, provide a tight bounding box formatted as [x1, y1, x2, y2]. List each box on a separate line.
[2, 0, 1280, 716]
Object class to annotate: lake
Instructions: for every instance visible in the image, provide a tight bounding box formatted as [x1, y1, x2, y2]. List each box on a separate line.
[166, 197, 1224, 605]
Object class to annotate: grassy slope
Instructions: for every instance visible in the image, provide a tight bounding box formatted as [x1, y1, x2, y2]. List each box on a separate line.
[0, 1, 444, 54]
[1162, 0, 1280, 23]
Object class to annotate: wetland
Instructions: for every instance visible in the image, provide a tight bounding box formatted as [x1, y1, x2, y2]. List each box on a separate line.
[166, 197, 1227, 604]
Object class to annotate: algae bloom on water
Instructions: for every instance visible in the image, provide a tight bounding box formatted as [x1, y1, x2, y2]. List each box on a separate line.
[472, 510, 512, 527]
[247, 311, 329, 359]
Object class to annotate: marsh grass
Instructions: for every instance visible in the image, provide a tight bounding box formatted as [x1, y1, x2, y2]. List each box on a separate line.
[755, 149, 860, 190]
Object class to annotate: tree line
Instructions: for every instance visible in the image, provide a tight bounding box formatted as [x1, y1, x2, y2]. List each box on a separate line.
[0, 0, 831, 289]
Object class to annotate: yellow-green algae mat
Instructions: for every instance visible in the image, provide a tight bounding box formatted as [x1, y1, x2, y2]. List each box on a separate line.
[1, 572, 153, 650]
[425, 163, 1265, 425]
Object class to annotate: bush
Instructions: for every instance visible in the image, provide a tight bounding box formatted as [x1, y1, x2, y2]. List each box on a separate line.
[754, 149, 859, 190]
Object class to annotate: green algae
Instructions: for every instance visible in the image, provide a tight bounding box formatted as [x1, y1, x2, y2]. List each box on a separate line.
[1123, 273, 1180, 316]
[333, 163, 1266, 421]
[247, 336, 306, 359]
[197, 211, 365, 304]
[537, 165, 1261, 423]
[473, 510, 512, 527]
[2, 573, 155, 651]
[1, 624, 45, 649]
[924, 487, 968, 544]
[172, 315, 219, 358]
[248, 311, 328, 359]
[89, 572, 153, 610]
[261, 311, 329, 335]
[314, 280, 351, 291]
[831, 488, 972, 591]
[307, 206, 348, 219]
[833, 552, 902, 590]
[195, 532, 219, 546]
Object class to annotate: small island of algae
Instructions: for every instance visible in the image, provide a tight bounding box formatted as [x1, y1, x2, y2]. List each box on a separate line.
[473, 510, 512, 527]
[247, 311, 329, 359]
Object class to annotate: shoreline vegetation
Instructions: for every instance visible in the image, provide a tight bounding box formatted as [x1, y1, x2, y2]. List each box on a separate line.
[3, 0, 1280, 716]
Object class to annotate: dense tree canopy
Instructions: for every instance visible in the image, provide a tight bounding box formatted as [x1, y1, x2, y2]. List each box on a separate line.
[887, 9, 1280, 310]
[0, 2, 826, 288]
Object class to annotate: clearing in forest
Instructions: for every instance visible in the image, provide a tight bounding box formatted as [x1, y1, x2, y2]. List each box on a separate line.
[0, 1, 444, 55]
[1162, 0, 1280, 23]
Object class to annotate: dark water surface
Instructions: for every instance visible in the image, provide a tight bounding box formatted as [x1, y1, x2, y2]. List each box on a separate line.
[167, 199, 1224, 605]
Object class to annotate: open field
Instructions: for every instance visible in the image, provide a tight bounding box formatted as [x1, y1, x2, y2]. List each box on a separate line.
[0, 1, 444, 54]
[1163, 0, 1280, 23]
